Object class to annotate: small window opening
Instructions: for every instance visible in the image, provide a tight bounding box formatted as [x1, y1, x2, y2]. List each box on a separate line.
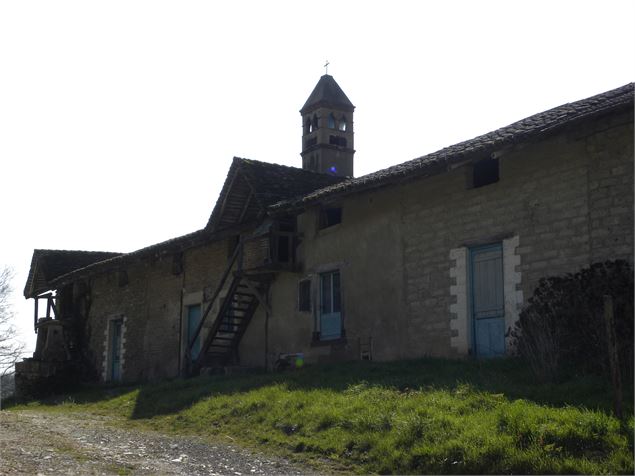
[328, 113, 335, 129]
[305, 118, 311, 134]
[329, 135, 347, 147]
[320, 206, 342, 229]
[312, 114, 318, 131]
[338, 116, 347, 132]
[472, 158, 499, 188]
[298, 279, 311, 312]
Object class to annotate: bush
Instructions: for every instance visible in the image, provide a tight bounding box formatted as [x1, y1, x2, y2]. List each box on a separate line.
[512, 260, 634, 381]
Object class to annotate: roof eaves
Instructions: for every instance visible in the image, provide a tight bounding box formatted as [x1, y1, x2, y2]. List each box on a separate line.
[48, 229, 212, 289]
[272, 83, 634, 213]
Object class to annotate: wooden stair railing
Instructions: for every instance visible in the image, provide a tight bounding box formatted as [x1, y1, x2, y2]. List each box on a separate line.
[186, 240, 242, 375]
[193, 273, 261, 372]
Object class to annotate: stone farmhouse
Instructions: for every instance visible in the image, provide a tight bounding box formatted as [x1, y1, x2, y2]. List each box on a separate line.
[16, 77, 634, 391]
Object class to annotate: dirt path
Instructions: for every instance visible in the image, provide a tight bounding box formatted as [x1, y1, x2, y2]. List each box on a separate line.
[0, 411, 313, 475]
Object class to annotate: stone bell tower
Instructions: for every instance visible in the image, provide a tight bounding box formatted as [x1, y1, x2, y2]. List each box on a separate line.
[300, 74, 355, 177]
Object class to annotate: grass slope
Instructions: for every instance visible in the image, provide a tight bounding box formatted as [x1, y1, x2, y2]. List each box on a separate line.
[8, 358, 634, 474]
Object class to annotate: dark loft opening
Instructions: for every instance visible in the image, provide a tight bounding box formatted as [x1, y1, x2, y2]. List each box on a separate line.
[472, 158, 499, 188]
[320, 207, 342, 228]
[277, 235, 290, 263]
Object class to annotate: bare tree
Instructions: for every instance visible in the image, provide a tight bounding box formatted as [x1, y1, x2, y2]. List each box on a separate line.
[0, 266, 25, 374]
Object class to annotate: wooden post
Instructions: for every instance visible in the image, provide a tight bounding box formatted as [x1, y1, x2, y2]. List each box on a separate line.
[34, 297, 39, 332]
[603, 294, 623, 419]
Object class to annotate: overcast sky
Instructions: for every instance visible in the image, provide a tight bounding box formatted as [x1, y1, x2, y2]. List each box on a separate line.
[1, 0, 633, 356]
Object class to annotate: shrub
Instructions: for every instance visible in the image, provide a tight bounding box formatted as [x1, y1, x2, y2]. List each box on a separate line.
[512, 260, 634, 381]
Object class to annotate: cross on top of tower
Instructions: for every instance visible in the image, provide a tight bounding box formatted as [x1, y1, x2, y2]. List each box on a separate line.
[324, 60, 330, 75]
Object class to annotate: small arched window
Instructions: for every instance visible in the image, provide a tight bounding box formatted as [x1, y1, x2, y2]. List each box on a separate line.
[312, 114, 319, 131]
[305, 118, 311, 134]
[338, 116, 347, 132]
[327, 113, 335, 129]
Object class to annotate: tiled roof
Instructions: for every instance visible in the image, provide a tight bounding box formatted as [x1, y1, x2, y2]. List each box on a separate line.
[300, 74, 355, 114]
[27, 83, 633, 290]
[274, 82, 634, 212]
[24, 249, 122, 298]
[239, 158, 346, 207]
[47, 229, 211, 289]
[206, 157, 346, 230]
[48, 160, 344, 288]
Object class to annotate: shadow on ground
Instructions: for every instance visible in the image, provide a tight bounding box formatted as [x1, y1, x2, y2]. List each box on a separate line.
[17, 357, 633, 421]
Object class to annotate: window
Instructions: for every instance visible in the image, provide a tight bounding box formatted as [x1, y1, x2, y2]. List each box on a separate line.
[472, 158, 499, 188]
[328, 113, 336, 129]
[304, 118, 311, 135]
[311, 114, 318, 131]
[319, 206, 342, 229]
[298, 279, 311, 312]
[329, 135, 347, 147]
[338, 116, 347, 132]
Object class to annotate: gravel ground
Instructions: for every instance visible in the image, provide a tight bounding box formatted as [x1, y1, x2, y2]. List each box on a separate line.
[0, 410, 315, 475]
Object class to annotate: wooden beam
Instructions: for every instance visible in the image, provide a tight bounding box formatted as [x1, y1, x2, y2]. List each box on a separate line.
[238, 191, 253, 224]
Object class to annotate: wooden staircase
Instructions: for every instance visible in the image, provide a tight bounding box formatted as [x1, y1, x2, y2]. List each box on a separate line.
[194, 273, 262, 370]
[186, 238, 271, 376]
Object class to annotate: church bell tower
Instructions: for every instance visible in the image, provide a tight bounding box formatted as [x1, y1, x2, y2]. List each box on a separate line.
[300, 74, 355, 177]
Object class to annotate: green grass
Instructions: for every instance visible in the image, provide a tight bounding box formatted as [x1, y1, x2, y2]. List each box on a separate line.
[7, 358, 634, 474]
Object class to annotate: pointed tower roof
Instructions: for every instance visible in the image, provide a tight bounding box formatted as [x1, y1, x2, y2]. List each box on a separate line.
[300, 74, 355, 114]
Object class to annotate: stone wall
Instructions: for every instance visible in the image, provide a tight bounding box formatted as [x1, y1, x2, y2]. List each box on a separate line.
[260, 110, 633, 363]
[78, 109, 633, 381]
[84, 239, 233, 383]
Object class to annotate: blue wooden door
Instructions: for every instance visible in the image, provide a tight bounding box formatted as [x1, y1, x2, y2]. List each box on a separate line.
[187, 304, 202, 360]
[110, 319, 123, 381]
[320, 271, 341, 340]
[470, 244, 505, 357]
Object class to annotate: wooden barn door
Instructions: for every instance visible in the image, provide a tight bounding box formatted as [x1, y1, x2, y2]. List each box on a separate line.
[470, 244, 505, 357]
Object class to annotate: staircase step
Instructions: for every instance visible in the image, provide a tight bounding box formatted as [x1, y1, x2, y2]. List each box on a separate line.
[209, 343, 233, 349]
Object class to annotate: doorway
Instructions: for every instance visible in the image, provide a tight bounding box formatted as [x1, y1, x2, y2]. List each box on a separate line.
[469, 244, 505, 357]
[320, 270, 342, 340]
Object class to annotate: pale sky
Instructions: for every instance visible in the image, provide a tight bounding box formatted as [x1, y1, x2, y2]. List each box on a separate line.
[1, 0, 633, 357]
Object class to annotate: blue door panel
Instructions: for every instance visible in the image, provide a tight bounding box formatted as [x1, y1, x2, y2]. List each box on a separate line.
[475, 318, 506, 357]
[470, 244, 505, 358]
